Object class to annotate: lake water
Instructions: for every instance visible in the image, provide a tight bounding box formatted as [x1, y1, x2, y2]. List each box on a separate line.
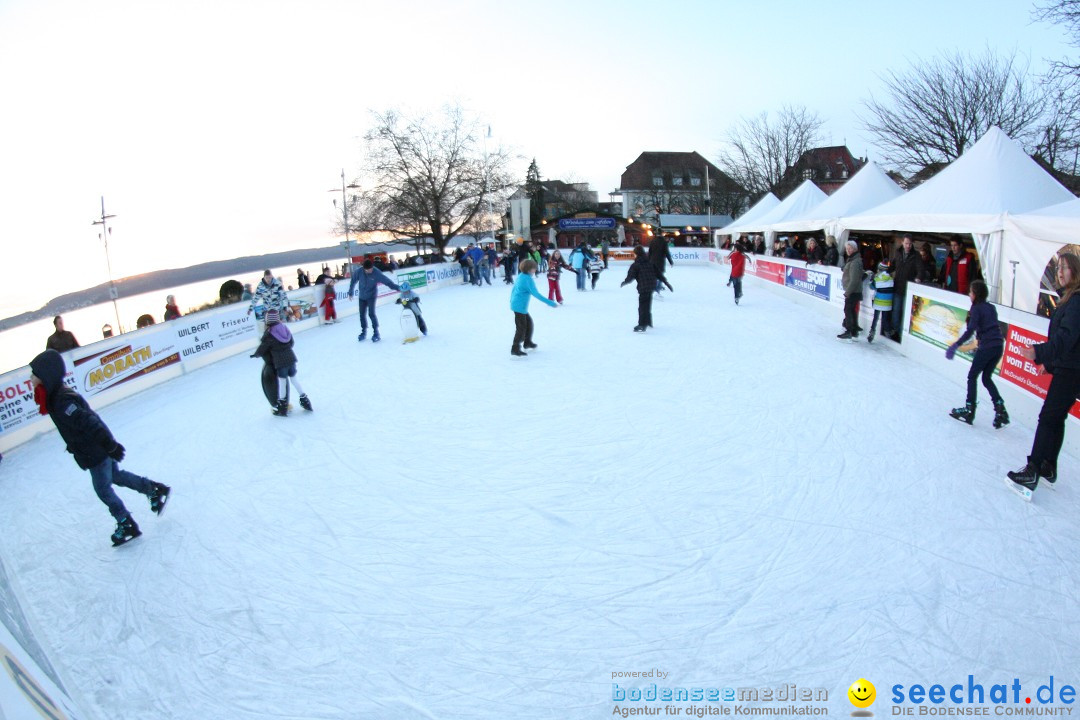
[0, 261, 342, 374]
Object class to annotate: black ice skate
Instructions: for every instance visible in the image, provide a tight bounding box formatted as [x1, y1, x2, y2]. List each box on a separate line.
[867, 326, 876, 343]
[111, 516, 141, 546]
[148, 482, 171, 516]
[272, 398, 289, 416]
[372, 331, 381, 342]
[1006, 463, 1040, 501]
[523, 342, 538, 349]
[357, 330, 367, 342]
[511, 346, 527, 357]
[949, 401, 976, 424]
[993, 400, 1009, 429]
[1040, 460, 1057, 490]
[299, 394, 313, 412]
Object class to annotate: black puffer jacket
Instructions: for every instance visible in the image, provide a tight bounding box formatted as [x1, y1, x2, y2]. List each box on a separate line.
[253, 324, 297, 371]
[29, 350, 118, 470]
[624, 257, 659, 294]
[1035, 292, 1080, 373]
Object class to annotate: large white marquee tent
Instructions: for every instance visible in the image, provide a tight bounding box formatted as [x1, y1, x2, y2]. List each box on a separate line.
[769, 161, 905, 240]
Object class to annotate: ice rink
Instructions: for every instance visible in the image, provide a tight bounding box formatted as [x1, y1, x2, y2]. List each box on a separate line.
[1, 263, 1077, 719]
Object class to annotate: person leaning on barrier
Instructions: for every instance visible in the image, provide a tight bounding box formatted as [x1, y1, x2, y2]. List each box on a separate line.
[890, 234, 920, 340]
[45, 315, 79, 352]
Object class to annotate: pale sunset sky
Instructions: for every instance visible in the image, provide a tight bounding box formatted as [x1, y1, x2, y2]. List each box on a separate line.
[0, 0, 1072, 317]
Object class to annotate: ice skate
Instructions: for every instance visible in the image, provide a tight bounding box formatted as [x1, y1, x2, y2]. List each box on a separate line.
[511, 346, 527, 357]
[372, 331, 381, 343]
[1040, 460, 1057, 490]
[1005, 464, 1038, 501]
[949, 401, 976, 425]
[523, 342, 538, 349]
[992, 400, 1009, 429]
[272, 398, 289, 417]
[867, 326, 876, 343]
[634, 325, 646, 332]
[148, 482, 171, 516]
[299, 394, 313, 412]
[837, 331, 853, 341]
[111, 516, 141, 546]
[357, 330, 366, 342]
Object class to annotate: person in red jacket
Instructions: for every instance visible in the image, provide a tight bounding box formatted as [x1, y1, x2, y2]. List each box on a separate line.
[938, 239, 981, 295]
[546, 249, 572, 305]
[726, 239, 754, 305]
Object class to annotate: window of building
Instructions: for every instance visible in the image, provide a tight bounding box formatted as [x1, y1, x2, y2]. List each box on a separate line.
[652, 173, 664, 187]
[672, 176, 684, 187]
[690, 175, 701, 186]
[802, 169, 814, 180]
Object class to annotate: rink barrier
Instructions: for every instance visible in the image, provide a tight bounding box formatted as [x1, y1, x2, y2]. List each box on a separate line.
[0, 263, 468, 453]
[708, 250, 1076, 452]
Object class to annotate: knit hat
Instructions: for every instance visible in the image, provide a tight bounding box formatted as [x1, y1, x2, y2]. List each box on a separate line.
[264, 309, 280, 325]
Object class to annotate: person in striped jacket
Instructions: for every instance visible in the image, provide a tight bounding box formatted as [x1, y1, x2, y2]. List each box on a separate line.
[867, 261, 894, 343]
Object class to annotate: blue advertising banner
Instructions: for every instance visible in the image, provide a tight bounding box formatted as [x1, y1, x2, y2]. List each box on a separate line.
[558, 218, 616, 230]
[784, 266, 831, 301]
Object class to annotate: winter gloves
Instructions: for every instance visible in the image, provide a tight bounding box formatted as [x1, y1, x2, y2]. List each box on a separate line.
[945, 342, 960, 360]
[108, 443, 126, 462]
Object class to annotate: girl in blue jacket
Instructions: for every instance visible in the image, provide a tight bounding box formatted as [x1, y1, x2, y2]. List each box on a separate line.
[510, 259, 558, 356]
[945, 280, 1007, 429]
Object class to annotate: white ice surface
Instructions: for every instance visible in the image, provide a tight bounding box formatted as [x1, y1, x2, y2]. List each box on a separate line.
[0, 264, 1077, 719]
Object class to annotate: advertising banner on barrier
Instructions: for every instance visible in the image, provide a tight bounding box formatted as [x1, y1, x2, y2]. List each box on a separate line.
[908, 294, 969, 351]
[784, 266, 831, 302]
[753, 259, 785, 285]
[999, 324, 1060, 405]
[397, 269, 429, 289]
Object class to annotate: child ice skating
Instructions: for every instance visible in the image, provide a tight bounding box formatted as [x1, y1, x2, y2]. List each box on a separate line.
[510, 258, 558, 357]
[621, 245, 673, 332]
[395, 281, 428, 337]
[726, 240, 753, 304]
[867, 261, 895, 342]
[253, 309, 312, 416]
[29, 349, 170, 546]
[945, 280, 1007, 428]
[546, 249, 572, 304]
[320, 278, 338, 324]
[588, 253, 604, 290]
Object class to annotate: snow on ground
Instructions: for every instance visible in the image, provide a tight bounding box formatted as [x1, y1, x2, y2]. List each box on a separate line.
[0, 264, 1077, 720]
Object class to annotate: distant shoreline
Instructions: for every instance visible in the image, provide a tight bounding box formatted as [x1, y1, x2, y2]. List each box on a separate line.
[0, 244, 348, 332]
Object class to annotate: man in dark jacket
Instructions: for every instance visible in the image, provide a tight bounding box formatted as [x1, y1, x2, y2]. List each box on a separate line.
[890, 234, 920, 340]
[28, 349, 169, 546]
[348, 259, 401, 342]
[45, 316, 79, 352]
[648, 236, 673, 296]
[622, 245, 673, 332]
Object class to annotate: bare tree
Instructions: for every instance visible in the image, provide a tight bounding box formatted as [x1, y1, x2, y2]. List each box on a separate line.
[861, 49, 1048, 174]
[350, 105, 515, 255]
[1034, 0, 1080, 75]
[718, 105, 825, 198]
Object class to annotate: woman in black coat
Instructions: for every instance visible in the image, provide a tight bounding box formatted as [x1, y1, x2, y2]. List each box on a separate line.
[1007, 253, 1080, 499]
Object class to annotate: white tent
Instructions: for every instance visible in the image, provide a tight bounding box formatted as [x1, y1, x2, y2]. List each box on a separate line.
[733, 180, 828, 250]
[714, 192, 780, 247]
[768, 162, 904, 239]
[837, 127, 1075, 301]
[1002, 198, 1080, 312]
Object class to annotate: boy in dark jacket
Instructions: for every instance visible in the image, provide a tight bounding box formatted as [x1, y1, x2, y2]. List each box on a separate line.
[29, 349, 170, 546]
[621, 245, 673, 332]
[253, 309, 312, 416]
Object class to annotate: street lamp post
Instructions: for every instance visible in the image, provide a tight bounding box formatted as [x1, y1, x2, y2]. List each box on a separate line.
[91, 196, 122, 333]
[330, 170, 361, 274]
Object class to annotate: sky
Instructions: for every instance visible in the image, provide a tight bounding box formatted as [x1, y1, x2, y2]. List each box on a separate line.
[1, 265, 1076, 718]
[0, 0, 1074, 317]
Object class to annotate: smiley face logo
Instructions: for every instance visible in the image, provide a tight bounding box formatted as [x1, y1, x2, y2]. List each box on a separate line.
[848, 678, 876, 709]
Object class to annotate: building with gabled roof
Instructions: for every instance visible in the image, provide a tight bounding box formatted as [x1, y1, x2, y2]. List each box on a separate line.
[617, 151, 747, 227]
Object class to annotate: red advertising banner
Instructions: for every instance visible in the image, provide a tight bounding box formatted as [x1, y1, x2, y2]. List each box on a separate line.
[753, 260, 785, 285]
[1000, 324, 1080, 419]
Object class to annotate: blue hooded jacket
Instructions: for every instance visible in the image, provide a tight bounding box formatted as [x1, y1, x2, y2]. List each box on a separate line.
[348, 267, 401, 301]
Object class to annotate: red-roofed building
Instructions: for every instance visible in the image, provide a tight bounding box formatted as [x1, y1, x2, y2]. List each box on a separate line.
[617, 151, 747, 228]
[776, 146, 866, 198]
